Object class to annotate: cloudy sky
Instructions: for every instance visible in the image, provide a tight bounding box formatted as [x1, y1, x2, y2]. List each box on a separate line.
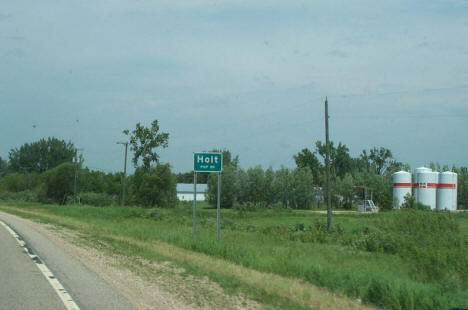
[1, 1, 467, 173]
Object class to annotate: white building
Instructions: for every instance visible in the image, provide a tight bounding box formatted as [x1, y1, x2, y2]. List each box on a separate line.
[176, 183, 208, 201]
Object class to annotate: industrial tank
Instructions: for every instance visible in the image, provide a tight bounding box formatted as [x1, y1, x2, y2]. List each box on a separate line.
[392, 171, 412, 209]
[414, 167, 432, 202]
[437, 171, 457, 211]
[415, 170, 438, 210]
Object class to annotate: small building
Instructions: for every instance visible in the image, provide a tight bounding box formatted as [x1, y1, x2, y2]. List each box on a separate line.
[176, 183, 208, 201]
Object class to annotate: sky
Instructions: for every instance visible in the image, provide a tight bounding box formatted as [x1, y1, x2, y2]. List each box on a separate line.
[1, 1, 468, 173]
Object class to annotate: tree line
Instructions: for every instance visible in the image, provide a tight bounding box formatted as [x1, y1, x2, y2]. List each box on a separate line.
[202, 145, 407, 210]
[1, 120, 467, 210]
[0, 121, 176, 207]
[188, 144, 468, 211]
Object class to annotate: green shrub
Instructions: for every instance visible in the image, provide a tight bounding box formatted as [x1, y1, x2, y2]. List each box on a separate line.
[129, 164, 177, 208]
[39, 162, 75, 204]
[401, 194, 430, 211]
[144, 208, 165, 220]
[0, 191, 14, 200]
[0, 173, 28, 192]
[0, 190, 39, 202]
[233, 201, 268, 211]
[268, 201, 286, 210]
[380, 210, 467, 290]
[360, 232, 398, 254]
[76, 192, 116, 207]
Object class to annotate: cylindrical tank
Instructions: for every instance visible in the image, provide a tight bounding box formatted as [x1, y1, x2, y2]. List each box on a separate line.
[414, 167, 432, 202]
[392, 171, 412, 209]
[416, 170, 438, 210]
[413, 167, 432, 201]
[437, 171, 458, 211]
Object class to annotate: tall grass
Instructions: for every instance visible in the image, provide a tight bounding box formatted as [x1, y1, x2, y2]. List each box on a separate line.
[1, 202, 467, 309]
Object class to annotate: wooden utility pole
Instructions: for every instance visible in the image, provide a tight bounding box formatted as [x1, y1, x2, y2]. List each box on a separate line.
[73, 148, 84, 204]
[117, 142, 129, 206]
[74, 150, 78, 204]
[325, 97, 332, 232]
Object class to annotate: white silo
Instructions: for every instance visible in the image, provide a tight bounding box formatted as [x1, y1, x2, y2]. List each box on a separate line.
[414, 167, 432, 202]
[437, 171, 458, 211]
[392, 171, 412, 209]
[416, 170, 439, 210]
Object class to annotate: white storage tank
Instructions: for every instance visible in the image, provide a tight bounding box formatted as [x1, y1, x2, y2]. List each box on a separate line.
[415, 169, 439, 210]
[414, 167, 432, 202]
[436, 171, 457, 211]
[392, 171, 412, 209]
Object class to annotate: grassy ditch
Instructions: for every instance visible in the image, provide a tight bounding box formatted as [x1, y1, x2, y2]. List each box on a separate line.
[1, 201, 467, 309]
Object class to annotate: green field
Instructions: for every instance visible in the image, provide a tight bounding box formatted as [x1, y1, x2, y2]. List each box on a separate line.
[1, 201, 467, 309]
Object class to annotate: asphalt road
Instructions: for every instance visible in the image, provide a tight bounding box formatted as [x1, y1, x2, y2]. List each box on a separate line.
[0, 218, 65, 310]
[0, 211, 137, 310]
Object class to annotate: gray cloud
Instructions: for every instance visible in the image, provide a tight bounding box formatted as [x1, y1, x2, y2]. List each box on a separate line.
[3, 48, 24, 57]
[328, 49, 348, 57]
[0, 13, 12, 21]
[1, 1, 468, 172]
[5, 36, 25, 41]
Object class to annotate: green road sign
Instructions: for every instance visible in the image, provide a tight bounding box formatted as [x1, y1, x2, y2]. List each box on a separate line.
[194, 152, 222, 172]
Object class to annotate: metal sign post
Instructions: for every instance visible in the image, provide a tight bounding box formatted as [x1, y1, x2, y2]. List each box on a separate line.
[193, 171, 197, 239]
[193, 152, 222, 241]
[217, 171, 221, 241]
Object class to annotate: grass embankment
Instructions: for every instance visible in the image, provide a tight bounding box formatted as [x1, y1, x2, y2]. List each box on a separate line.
[1, 202, 467, 310]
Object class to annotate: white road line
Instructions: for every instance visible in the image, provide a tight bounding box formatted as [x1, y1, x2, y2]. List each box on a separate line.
[0, 220, 81, 310]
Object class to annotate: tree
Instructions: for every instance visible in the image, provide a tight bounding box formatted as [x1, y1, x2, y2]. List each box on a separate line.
[335, 173, 355, 209]
[355, 150, 371, 172]
[293, 148, 322, 185]
[0, 157, 8, 175]
[213, 148, 239, 168]
[245, 166, 265, 203]
[235, 168, 249, 204]
[0, 173, 28, 192]
[130, 164, 177, 207]
[39, 162, 75, 204]
[289, 167, 315, 209]
[356, 147, 405, 175]
[206, 149, 240, 208]
[273, 167, 292, 208]
[264, 167, 277, 205]
[8, 137, 75, 173]
[176, 171, 209, 184]
[207, 164, 238, 208]
[354, 169, 393, 210]
[123, 120, 169, 169]
[453, 166, 468, 209]
[315, 141, 353, 178]
[368, 147, 393, 175]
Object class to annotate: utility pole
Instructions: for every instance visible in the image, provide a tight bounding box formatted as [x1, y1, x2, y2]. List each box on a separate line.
[73, 148, 84, 204]
[117, 141, 129, 206]
[325, 97, 332, 232]
[193, 171, 197, 240]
